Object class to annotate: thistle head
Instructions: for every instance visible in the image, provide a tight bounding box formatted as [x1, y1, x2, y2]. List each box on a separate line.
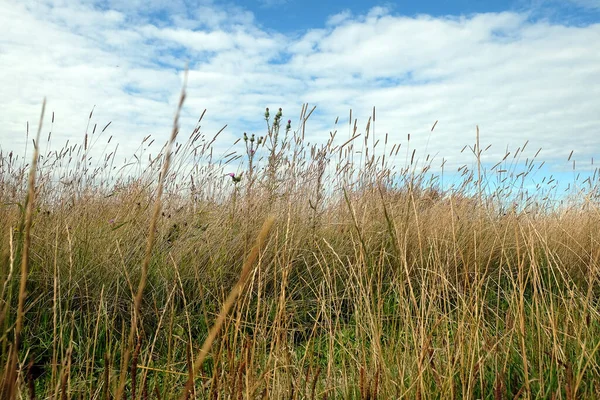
[226, 172, 242, 183]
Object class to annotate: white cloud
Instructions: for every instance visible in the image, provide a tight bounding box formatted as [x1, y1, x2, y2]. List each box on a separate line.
[327, 10, 352, 26]
[0, 0, 599, 180]
[139, 25, 235, 52]
[284, 12, 600, 168]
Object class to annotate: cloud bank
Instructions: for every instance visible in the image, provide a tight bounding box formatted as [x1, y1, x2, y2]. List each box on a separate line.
[1, 0, 599, 175]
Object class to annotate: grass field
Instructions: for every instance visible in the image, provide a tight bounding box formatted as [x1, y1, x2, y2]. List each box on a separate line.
[1, 89, 600, 399]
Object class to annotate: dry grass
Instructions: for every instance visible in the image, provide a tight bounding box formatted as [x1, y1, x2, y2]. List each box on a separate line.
[0, 94, 600, 399]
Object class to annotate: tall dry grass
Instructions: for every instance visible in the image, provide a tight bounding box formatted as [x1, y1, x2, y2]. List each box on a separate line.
[0, 94, 599, 399]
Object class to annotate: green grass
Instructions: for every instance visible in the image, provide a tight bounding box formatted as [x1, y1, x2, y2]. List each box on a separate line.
[1, 93, 600, 399]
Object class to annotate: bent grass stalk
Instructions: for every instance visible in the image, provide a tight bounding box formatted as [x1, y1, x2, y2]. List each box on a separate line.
[179, 216, 275, 399]
[2, 99, 45, 399]
[116, 71, 188, 399]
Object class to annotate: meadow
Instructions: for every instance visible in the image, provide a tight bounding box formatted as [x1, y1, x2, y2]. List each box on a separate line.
[1, 86, 600, 399]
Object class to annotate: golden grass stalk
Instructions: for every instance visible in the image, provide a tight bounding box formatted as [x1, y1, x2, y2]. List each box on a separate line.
[116, 71, 187, 399]
[1, 99, 45, 399]
[179, 215, 275, 400]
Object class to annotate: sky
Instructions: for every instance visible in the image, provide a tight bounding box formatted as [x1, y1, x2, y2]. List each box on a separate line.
[1, 0, 599, 188]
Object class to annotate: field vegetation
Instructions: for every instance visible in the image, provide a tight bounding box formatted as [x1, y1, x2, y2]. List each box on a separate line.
[1, 86, 600, 399]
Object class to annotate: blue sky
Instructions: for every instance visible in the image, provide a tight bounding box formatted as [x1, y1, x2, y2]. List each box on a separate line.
[250, 0, 600, 31]
[1, 0, 599, 194]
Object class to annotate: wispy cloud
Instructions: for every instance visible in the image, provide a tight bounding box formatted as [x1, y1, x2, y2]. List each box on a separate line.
[1, 0, 598, 174]
[564, 0, 600, 10]
[258, 0, 288, 8]
[326, 10, 352, 26]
